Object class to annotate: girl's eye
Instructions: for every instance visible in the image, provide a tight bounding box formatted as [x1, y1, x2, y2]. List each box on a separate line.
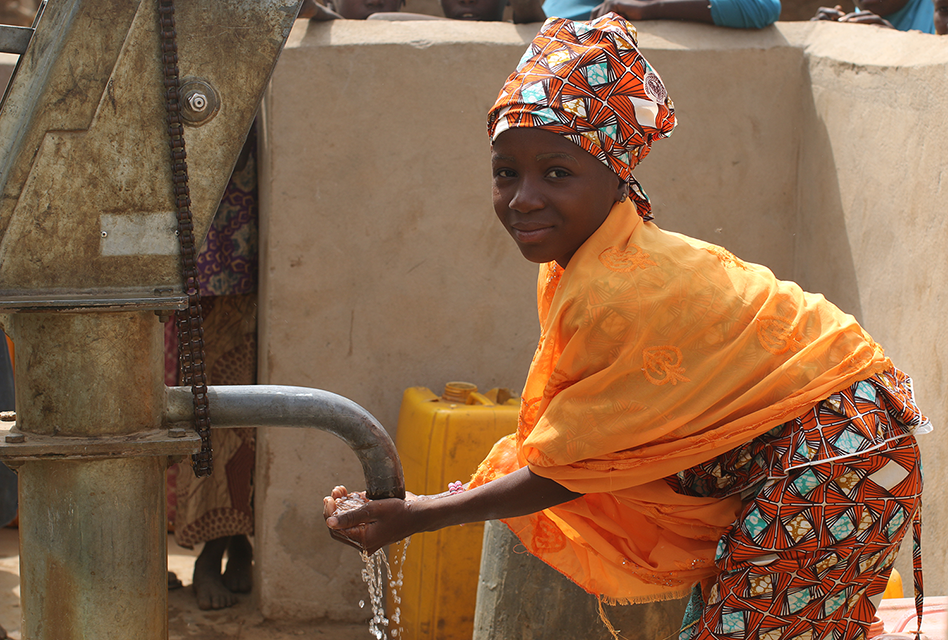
[546, 168, 570, 179]
[494, 168, 517, 179]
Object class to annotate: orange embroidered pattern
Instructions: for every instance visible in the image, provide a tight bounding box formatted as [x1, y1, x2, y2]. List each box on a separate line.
[530, 512, 568, 553]
[543, 368, 576, 400]
[702, 245, 748, 270]
[599, 245, 657, 272]
[518, 397, 542, 443]
[642, 346, 690, 386]
[467, 199, 893, 605]
[756, 316, 807, 355]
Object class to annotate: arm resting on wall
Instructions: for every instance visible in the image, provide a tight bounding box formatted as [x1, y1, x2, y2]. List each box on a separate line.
[590, 0, 779, 27]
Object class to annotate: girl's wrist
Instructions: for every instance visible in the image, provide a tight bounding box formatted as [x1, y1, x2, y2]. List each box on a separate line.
[410, 491, 461, 533]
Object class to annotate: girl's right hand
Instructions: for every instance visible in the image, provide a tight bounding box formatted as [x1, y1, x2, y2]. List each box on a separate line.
[322, 485, 424, 554]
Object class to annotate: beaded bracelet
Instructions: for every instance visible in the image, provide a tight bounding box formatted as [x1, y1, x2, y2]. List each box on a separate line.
[448, 481, 465, 495]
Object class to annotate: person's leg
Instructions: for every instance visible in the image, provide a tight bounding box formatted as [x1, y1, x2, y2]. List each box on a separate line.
[193, 536, 236, 610]
[192, 533, 254, 609]
[222, 533, 253, 593]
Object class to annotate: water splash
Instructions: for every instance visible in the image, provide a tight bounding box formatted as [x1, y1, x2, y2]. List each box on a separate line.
[387, 538, 410, 638]
[358, 537, 411, 640]
[333, 494, 411, 640]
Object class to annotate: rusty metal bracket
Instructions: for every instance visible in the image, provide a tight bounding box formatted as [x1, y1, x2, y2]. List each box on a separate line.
[0, 292, 188, 313]
[0, 421, 200, 463]
[0, 26, 32, 55]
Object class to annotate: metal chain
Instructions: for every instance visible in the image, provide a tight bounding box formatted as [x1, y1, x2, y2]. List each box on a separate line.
[158, 0, 212, 477]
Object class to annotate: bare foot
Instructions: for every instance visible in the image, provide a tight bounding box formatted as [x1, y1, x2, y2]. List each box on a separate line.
[221, 534, 253, 594]
[168, 571, 183, 590]
[192, 537, 237, 610]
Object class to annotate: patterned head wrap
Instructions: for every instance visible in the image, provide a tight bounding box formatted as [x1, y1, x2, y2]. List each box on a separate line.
[487, 13, 676, 220]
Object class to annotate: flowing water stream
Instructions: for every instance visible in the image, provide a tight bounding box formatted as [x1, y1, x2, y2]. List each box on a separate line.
[333, 494, 411, 640]
[359, 538, 410, 639]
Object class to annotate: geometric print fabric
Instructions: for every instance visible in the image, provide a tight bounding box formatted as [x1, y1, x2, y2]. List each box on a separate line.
[487, 13, 677, 222]
[671, 370, 926, 639]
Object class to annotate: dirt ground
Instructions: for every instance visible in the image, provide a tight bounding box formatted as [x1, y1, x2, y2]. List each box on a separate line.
[0, 526, 372, 640]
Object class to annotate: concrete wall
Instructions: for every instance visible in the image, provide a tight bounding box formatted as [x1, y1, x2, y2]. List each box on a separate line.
[255, 19, 948, 623]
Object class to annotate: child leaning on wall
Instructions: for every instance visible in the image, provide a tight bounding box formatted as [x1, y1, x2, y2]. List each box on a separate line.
[323, 13, 932, 640]
[299, 0, 405, 20]
[812, 0, 936, 32]
[300, 0, 545, 22]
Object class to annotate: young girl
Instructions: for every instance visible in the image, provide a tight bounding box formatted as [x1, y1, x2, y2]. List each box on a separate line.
[324, 14, 929, 638]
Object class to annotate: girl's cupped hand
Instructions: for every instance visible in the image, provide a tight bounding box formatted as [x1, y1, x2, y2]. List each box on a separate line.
[322, 485, 424, 554]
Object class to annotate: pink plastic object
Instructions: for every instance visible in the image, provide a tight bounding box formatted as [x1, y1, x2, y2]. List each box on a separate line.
[875, 597, 946, 640]
[892, 601, 946, 635]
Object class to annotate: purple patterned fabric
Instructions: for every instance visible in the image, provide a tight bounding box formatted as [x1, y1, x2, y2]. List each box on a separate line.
[197, 126, 259, 297]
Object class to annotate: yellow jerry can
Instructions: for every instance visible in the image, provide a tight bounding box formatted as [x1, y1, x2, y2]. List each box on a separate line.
[389, 382, 519, 640]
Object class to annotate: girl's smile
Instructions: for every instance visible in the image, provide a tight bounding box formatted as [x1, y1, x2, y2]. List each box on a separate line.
[491, 128, 626, 268]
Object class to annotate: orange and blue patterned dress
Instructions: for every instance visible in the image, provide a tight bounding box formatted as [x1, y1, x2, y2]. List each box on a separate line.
[672, 368, 927, 639]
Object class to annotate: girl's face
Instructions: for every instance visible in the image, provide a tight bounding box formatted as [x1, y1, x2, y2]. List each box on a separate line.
[491, 128, 624, 268]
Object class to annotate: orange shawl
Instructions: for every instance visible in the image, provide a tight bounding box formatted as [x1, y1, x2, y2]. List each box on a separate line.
[469, 198, 890, 604]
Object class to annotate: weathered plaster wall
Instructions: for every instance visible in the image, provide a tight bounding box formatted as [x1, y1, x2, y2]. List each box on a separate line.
[255, 19, 947, 623]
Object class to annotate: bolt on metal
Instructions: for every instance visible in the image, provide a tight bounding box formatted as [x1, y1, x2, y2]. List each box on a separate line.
[177, 78, 219, 126]
[187, 92, 207, 112]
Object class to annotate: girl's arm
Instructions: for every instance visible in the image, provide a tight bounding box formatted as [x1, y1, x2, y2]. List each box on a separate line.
[590, 0, 714, 23]
[323, 466, 581, 554]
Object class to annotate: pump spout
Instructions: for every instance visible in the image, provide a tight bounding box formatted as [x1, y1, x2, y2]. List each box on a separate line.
[166, 385, 405, 500]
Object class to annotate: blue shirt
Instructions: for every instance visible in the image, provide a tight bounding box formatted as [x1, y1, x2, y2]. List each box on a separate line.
[881, 0, 935, 32]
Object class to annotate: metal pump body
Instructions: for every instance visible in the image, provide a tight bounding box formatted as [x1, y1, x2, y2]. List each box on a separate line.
[0, 2, 404, 638]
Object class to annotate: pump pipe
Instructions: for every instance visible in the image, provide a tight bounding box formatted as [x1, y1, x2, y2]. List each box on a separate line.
[165, 385, 405, 500]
